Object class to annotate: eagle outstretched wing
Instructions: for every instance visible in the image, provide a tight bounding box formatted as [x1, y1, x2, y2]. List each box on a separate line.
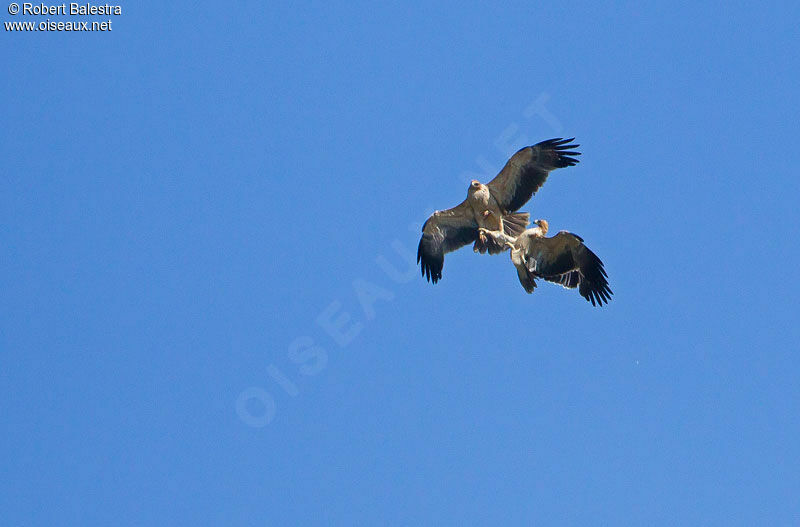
[487, 138, 581, 213]
[417, 201, 478, 284]
[521, 231, 612, 306]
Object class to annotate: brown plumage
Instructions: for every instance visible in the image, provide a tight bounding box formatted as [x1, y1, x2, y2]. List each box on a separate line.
[508, 220, 613, 306]
[417, 138, 580, 283]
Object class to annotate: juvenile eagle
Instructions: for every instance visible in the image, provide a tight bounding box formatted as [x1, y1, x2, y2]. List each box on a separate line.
[498, 219, 613, 306]
[417, 138, 580, 283]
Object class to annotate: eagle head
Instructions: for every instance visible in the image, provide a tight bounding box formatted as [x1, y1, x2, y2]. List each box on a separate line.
[534, 219, 549, 235]
[468, 180, 487, 196]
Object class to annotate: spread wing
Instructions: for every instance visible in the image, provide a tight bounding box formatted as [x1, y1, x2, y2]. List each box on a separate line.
[417, 201, 478, 284]
[487, 138, 580, 213]
[524, 232, 612, 306]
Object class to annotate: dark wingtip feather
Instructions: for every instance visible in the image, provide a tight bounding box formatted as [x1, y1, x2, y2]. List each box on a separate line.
[577, 247, 612, 307]
[544, 137, 582, 168]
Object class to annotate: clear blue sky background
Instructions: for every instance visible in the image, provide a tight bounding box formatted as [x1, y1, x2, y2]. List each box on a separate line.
[3, 1, 799, 525]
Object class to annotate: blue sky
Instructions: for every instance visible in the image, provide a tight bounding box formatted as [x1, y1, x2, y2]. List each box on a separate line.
[2, 1, 799, 525]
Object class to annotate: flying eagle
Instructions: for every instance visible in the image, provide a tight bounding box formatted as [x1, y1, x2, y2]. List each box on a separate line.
[417, 138, 580, 283]
[498, 219, 613, 306]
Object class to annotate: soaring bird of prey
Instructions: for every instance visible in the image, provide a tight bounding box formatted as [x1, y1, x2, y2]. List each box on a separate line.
[490, 219, 612, 306]
[417, 138, 580, 283]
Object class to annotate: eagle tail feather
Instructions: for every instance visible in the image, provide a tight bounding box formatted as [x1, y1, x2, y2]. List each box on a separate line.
[502, 212, 529, 238]
[473, 235, 506, 255]
[516, 264, 537, 294]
